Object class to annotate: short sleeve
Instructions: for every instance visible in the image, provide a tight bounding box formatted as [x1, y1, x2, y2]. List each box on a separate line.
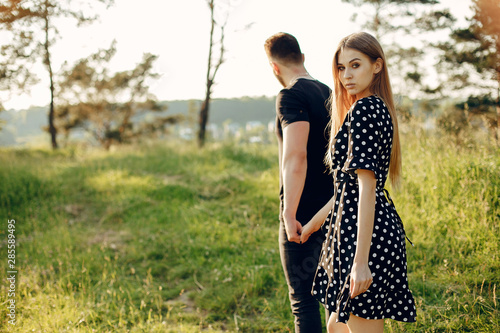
[276, 89, 309, 128]
[342, 99, 380, 179]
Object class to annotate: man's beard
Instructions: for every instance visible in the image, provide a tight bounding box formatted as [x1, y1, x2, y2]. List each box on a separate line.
[274, 72, 287, 87]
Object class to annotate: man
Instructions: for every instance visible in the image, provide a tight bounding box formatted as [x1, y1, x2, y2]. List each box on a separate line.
[264, 32, 334, 332]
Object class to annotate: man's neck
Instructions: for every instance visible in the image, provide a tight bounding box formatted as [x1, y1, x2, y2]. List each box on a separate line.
[282, 68, 313, 87]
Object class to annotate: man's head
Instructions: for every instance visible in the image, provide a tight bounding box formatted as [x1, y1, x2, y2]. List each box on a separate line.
[264, 32, 305, 87]
[264, 32, 303, 64]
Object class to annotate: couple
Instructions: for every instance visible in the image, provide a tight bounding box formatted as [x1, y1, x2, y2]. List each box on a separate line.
[265, 32, 416, 333]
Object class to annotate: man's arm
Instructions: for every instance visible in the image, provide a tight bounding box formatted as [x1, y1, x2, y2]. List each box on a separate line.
[282, 120, 309, 243]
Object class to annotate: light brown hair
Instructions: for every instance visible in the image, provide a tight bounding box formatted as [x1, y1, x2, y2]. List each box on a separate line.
[326, 32, 402, 188]
[264, 32, 303, 65]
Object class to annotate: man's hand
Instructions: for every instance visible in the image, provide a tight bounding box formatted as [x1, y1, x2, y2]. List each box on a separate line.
[284, 218, 303, 243]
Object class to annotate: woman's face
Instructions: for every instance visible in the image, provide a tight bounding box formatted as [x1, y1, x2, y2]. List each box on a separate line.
[336, 47, 381, 100]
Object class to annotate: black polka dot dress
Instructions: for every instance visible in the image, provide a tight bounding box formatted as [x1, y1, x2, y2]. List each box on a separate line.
[312, 96, 416, 323]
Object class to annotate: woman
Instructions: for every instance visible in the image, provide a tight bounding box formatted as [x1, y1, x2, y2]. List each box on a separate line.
[300, 32, 416, 333]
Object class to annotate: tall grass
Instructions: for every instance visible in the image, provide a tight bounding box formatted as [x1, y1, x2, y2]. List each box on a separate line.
[0, 132, 498, 332]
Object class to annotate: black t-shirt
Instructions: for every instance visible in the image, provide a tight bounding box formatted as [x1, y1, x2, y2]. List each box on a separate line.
[275, 78, 334, 225]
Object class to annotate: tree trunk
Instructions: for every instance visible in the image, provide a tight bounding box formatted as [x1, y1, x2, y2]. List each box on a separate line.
[197, 0, 227, 147]
[47, 62, 57, 149]
[496, 104, 499, 145]
[44, 4, 57, 149]
[496, 69, 500, 145]
[496, 79, 499, 145]
[374, 2, 381, 40]
[198, 82, 212, 147]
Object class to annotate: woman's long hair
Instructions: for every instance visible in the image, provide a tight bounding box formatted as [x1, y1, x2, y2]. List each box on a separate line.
[326, 32, 402, 188]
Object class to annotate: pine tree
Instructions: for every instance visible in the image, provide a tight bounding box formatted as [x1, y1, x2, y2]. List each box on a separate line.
[341, 0, 454, 97]
[0, 0, 114, 149]
[436, 0, 499, 142]
[57, 43, 181, 150]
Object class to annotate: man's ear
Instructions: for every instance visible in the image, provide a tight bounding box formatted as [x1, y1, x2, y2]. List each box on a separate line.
[374, 58, 383, 74]
[271, 61, 280, 75]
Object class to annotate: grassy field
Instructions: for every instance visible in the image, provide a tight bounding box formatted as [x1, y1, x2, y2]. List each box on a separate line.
[0, 130, 499, 332]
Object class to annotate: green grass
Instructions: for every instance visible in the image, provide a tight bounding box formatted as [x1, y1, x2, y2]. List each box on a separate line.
[0, 132, 498, 332]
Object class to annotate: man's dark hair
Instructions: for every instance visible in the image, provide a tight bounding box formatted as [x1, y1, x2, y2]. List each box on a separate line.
[264, 32, 303, 65]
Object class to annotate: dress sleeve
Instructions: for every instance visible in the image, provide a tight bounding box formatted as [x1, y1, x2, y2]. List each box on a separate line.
[342, 99, 381, 179]
[276, 89, 309, 128]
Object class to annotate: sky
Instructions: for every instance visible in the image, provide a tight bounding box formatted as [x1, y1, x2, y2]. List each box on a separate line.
[1, 0, 472, 110]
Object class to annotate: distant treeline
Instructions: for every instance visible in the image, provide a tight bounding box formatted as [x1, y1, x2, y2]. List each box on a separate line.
[0, 94, 495, 147]
[0, 96, 276, 146]
[166, 96, 276, 127]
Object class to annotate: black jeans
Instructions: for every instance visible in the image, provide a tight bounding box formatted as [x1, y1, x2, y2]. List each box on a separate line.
[279, 219, 326, 332]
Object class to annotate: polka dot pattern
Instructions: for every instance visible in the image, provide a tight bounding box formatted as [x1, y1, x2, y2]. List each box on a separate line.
[312, 96, 416, 323]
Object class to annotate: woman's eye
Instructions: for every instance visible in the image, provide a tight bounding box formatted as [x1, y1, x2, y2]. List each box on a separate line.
[338, 66, 345, 71]
[352, 63, 360, 68]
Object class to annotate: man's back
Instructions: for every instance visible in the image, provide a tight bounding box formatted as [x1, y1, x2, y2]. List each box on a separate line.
[275, 78, 334, 224]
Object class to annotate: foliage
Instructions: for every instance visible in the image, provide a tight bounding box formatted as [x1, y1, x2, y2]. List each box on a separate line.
[341, 0, 455, 97]
[0, 30, 38, 94]
[56, 42, 182, 150]
[0, 0, 114, 148]
[436, 104, 475, 145]
[0, 133, 498, 332]
[437, 0, 499, 90]
[435, 0, 500, 141]
[456, 94, 498, 130]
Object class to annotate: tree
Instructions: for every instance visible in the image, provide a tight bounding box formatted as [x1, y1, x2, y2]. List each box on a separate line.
[56, 42, 181, 150]
[436, 0, 499, 142]
[341, 0, 454, 98]
[0, 32, 37, 90]
[0, 0, 113, 149]
[198, 0, 231, 148]
[0, 22, 39, 112]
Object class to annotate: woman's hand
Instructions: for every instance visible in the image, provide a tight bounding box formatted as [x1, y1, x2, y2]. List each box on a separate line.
[300, 197, 334, 244]
[300, 218, 322, 243]
[349, 261, 373, 298]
